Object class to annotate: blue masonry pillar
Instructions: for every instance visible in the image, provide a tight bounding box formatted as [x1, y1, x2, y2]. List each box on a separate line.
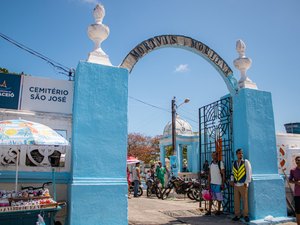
[177, 144, 183, 172]
[187, 145, 193, 172]
[69, 62, 128, 225]
[233, 88, 287, 221]
[193, 142, 200, 173]
[160, 145, 165, 166]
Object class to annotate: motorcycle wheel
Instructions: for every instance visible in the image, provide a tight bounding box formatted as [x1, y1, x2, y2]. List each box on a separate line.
[138, 187, 143, 196]
[187, 190, 195, 200]
[191, 188, 201, 201]
[146, 187, 152, 197]
[161, 188, 171, 200]
[155, 187, 161, 199]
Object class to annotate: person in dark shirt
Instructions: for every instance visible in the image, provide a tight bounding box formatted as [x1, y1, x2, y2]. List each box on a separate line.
[289, 156, 300, 225]
[203, 160, 209, 175]
[149, 164, 155, 180]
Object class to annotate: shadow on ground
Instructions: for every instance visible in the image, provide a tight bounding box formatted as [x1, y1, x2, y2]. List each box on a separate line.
[161, 210, 239, 225]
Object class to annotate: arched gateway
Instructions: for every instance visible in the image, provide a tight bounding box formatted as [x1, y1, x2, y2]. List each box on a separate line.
[69, 4, 289, 225]
[120, 35, 238, 212]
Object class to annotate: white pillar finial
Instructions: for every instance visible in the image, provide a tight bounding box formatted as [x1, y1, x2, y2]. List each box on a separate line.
[233, 39, 257, 89]
[87, 4, 112, 66]
[93, 4, 105, 24]
[236, 39, 246, 58]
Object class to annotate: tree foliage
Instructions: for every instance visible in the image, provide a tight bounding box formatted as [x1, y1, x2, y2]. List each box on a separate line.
[0, 67, 25, 75]
[0, 67, 9, 74]
[127, 133, 161, 164]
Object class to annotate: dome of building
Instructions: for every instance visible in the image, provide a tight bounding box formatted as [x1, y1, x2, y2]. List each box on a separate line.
[163, 115, 193, 136]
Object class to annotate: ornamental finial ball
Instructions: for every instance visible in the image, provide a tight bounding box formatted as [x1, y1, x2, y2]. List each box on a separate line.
[93, 4, 105, 24]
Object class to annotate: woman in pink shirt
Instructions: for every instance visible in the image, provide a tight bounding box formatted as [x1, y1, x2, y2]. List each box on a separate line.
[289, 156, 300, 225]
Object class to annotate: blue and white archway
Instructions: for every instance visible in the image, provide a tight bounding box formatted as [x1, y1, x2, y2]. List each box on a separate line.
[70, 16, 288, 223]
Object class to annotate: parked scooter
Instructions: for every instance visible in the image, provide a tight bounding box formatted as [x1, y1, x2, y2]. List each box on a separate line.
[129, 181, 143, 196]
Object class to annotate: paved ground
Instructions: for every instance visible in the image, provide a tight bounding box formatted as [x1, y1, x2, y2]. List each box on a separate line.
[128, 193, 296, 225]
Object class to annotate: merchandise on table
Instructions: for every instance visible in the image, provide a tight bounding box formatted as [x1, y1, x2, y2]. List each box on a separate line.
[0, 188, 57, 212]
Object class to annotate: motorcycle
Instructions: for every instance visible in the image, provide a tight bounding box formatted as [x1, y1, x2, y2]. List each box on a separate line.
[188, 173, 209, 201]
[161, 176, 194, 200]
[188, 179, 203, 201]
[129, 181, 143, 196]
[146, 177, 162, 198]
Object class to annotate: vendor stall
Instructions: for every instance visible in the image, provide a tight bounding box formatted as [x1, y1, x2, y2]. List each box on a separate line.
[0, 183, 63, 225]
[0, 119, 68, 225]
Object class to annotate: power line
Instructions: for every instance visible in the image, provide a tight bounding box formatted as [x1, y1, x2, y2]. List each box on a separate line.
[0, 32, 74, 78]
[129, 96, 170, 113]
[179, 108, 198, 118]
[128, 95, 198, 125]
[177, 113, 198, 124]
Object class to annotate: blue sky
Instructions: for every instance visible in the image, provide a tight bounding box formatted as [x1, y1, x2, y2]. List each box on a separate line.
[1, 0, 299, 136]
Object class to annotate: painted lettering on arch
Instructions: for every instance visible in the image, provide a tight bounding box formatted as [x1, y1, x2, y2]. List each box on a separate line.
[120, 35, 233, 77]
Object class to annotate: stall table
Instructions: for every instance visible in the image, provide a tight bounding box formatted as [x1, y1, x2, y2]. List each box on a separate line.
[0, 205, 61, 225]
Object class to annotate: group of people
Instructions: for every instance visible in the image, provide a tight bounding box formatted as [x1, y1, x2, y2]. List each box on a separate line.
[205, 148, 300, 224]
[127, 161, 168, 198]
[128, 149, 300, 224]
[205, 148, 252, 223]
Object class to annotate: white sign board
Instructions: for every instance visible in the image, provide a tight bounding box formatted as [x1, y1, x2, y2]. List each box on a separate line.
[20, 76, 73, 114]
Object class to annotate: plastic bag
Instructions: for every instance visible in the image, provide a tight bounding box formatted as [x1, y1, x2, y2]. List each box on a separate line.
[202, 189, 212, 201]
[36, 214, 46, 225]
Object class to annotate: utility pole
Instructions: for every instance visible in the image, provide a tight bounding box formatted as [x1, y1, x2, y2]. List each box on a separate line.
[171, 97, 190, 155]
[171, 97, 176, 154]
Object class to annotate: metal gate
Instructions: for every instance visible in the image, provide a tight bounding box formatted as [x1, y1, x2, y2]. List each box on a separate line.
[199, 96, 234, 213]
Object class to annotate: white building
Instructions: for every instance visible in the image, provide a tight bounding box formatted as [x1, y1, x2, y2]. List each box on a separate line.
[0, 73, 73, 224]
[276, 129, 300, 176]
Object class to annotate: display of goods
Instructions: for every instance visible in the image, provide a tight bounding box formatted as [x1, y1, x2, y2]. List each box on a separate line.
[0, 188, 57, 212]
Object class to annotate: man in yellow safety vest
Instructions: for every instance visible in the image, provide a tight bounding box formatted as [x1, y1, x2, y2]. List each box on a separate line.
[230, 148, 252, 223]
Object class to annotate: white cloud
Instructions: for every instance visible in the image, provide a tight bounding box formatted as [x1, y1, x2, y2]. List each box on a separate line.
[80, 0, 99, 4]
[174, 64, 189, 73]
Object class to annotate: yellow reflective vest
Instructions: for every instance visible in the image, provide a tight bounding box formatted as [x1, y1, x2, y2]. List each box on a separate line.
[232, 160, 246, 183]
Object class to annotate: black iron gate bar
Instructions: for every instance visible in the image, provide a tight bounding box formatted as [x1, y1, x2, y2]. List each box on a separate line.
[198, 97, 234, 213]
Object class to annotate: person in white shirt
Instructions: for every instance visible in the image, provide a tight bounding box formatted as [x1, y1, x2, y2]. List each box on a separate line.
[230, 148, 252, 222]
[205, 151, 225, 216]
[132, 162, 141, 197]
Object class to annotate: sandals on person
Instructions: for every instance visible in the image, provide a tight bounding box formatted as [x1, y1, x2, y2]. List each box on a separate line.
[205, 211, 211, 216]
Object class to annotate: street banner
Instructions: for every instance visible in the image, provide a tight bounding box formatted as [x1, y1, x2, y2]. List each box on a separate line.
[20, 76, 73, 114]
[0, 73, 22, 110]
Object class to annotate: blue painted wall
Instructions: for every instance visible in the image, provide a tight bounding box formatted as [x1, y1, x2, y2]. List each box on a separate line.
[233, 89, 278, 174]
[0, 171, 70, 183]
[233, 88, 286, 220]
[69, 62, 128, 225]
[191, 142, 200, 173]
[250, 175, 286, 219]
[160, 145, 165, 165]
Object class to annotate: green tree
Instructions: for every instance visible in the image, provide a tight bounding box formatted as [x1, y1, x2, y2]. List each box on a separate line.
[165, 146, 173, 158]
[127, 133, 161, 164]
